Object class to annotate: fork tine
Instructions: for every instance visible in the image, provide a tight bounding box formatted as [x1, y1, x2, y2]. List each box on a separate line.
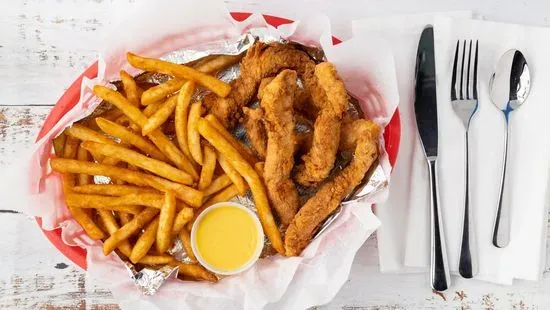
[466, 40, 472, 99]
[473, 40, 479, 99]
[451, 41, 459, 100]
[460, 40, 466, 100]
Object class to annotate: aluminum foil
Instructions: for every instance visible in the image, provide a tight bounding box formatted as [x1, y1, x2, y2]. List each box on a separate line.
[99, 29, 388, 295]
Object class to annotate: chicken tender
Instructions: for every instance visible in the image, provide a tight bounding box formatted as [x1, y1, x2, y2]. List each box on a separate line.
[203, 42, 318, 128]
[295, 62, 348, 187]
[262, 70, 300, 227]
[285, 119, 380, 256]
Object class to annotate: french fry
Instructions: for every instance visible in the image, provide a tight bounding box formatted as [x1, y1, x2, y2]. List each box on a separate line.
[120, 70, 141, 106]
[204, 114, 257, 164]
[76, 145, 92, 185]
[169, 262, 218, 282]
[130, 216, 160, 264]
[156, 191, 176, 253]
[197, 118, 284, 254]
[127, 52, 231, 98]
[96, 117, 167, 161]
[143, 100, 165, 117]
[198, 145, 216, 190]
[69, 206, 105, 240]
[174, 81, 196, 159]
[141, 78, 186, 106]
[99, 107, 124, 121]
[98, 210, 133, 256]
[188, 101, 203, 165]
[65, 123, 116, 145]
[142, 95, 178, 136]
[100, 210, 171, 264]
[81, 141, 193, 185]
[50, 159, 203, 207]
[203, 174, 232, 197]
[172, 207, 193, 236]
[66, 192, 162, 210]
[139, 255, 175, 265]
[103, 207, 159, 255]
[93, 86, 198, 179]
[72, 184, 159, 196]
[52, 159, 151, 187]
[194, 54, 243, 75]
[61, 136, 79, 191]
[178, 228, 197, 261]
[217, 152, 246, 196]
[61, 137, 106, 239]
[52, 131, 66, 157]
[146, 174, 203, 208]
[254, 162, 265, 178]
[115, 114, 132, 126]
[119, 212, 133, 226]
[190, 184, 240, 226]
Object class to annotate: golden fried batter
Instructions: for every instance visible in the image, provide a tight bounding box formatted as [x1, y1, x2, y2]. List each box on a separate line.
[261, 70, 300, 227]
[203, 42, 318, 128]
[295, 62, 348, 187]
[242, 107, 267, 159]
[285, 119, 380, 256]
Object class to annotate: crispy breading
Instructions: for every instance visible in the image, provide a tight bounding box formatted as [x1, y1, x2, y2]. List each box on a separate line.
[203, 42, 318, 128]
[261, 70, 300, 227]
[285, 119, 380, 256]
[295, 62, 348, 186]
[242, 107, 267, 159]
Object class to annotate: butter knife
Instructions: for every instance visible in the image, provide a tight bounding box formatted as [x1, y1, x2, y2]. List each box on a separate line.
[414, 26, 451, 291]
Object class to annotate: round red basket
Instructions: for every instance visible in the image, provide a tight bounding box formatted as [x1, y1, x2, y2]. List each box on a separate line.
[35, 13, 401, 270]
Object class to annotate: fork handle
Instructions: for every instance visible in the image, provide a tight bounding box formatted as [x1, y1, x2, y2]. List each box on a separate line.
[459, 129, 478, 278]
[428, 158, 451, 291]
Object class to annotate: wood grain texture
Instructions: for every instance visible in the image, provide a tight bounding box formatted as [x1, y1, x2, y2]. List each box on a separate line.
[2, 0, 550, 309]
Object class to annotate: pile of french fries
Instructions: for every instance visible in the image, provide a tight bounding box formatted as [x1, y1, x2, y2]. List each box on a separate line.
[49, 52, 284, 282]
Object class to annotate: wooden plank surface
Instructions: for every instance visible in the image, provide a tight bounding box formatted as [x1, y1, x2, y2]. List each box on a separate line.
[2, 0, 550, 309]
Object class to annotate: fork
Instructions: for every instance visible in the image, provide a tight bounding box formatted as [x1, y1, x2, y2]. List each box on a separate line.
[451, 40, 479, 279]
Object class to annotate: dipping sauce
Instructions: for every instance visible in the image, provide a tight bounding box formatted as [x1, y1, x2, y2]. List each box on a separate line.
[192, 202, 263, 274]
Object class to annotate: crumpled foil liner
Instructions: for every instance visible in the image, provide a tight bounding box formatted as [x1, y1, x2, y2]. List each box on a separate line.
[99, 29, 388, 295]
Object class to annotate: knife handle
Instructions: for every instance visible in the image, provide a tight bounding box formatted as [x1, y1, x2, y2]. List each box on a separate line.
[427, 158, 451, 291]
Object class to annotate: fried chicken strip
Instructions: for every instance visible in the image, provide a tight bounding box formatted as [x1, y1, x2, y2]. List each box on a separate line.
[203, 42, 318, 128]
[295, 62, 348, 186]
[242, 107, 267, 159]
[262, 70, 300, 227]
[285, 119, 380, 256]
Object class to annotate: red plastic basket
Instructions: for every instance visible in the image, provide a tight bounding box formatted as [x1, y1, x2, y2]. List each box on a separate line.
[35, 13, 401, 270]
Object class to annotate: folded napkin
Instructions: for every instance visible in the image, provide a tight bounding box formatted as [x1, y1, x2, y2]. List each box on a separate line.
[352, 12, 472, 274]
[356, 15, 550, 284]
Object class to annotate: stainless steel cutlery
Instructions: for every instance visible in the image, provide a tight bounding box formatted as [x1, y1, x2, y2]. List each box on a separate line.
[450, 40, 479, 279]
[414, 25, 451, 291]
[489, 50, 531, 248]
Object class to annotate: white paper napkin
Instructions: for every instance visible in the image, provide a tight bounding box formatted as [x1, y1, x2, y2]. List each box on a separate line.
[357, 15, 550, 284]
[353, 12, 473, 273]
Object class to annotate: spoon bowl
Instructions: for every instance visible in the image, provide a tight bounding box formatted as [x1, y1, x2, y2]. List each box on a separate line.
[489, 50, 531, 113]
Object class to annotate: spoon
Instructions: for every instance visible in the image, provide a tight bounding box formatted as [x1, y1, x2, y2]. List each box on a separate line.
[489, 49, 531, 248]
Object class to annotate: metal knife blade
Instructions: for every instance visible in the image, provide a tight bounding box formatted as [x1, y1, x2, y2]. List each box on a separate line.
[414, 25, 451, 292]
[415, 26, 438, 158]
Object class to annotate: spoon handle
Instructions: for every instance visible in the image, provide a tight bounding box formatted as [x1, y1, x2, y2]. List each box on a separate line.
[459, 129, 478, 278]
[493, 115, 512, 248]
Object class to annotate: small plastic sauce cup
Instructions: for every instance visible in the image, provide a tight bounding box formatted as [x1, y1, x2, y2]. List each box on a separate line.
[191, 202, 264, 275]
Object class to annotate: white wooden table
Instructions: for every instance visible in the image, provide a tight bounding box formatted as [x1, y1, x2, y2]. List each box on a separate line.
[2, 0, 550, 308]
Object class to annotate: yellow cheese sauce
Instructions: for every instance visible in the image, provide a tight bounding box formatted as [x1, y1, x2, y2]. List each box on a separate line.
[195, 205, 260, 272]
